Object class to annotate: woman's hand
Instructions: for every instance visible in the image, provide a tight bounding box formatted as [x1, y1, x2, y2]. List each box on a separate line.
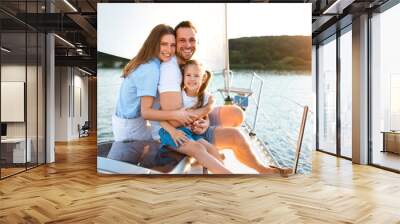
[175, 107, 198, 125]
[191, 118, 210, 135]
[170, 129, 190, 146]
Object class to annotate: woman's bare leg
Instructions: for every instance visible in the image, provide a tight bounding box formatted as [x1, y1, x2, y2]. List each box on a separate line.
[179, 141, 232, 174]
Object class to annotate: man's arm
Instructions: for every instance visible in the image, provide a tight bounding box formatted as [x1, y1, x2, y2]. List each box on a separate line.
[160, 93, 214, 127]
[190, 95, 215, 119]
[159, 56, 186, 127]
[160, 92, 184, 127]
[141, 96, 195, 124]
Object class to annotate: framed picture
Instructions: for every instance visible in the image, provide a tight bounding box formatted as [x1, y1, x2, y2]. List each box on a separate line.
[97, 3, 313, 175]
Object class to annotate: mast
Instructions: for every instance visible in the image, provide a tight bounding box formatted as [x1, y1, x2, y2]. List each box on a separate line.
[225, 3, 229, 73]
[224, 3, 233, 104]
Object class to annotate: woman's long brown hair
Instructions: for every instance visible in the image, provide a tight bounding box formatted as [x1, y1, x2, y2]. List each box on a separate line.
[182, 60, 212, 109]
[122, 24, 175, 77]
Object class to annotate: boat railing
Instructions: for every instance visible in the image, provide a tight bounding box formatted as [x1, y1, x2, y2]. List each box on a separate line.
[216, 70, 313, 173]
[257, 96, 313, 172]
[217, 71, 264, 135]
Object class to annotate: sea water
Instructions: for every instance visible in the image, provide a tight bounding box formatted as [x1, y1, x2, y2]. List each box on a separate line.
[97, 68, 314, 173]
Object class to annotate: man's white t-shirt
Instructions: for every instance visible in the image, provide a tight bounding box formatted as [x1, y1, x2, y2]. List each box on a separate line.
[158, 56, 182, 93]
[150, 56, 182, 140]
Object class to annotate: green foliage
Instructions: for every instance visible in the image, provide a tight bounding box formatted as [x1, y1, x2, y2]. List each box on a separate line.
[229, 36, 311, 71]
[97, 52, 129, 68]
[98, 36, 311, 72]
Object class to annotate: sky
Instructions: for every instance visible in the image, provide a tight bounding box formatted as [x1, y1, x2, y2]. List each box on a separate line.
[227, 4, 311, 38]
[98, 3, 311, 71]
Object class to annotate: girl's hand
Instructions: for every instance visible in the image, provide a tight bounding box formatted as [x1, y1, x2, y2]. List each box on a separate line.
[171, 129, 190, 146]
[191, 118, 209, 135]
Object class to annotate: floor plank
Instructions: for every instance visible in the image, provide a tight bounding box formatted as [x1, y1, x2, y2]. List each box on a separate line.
[1, 134, 400, 223]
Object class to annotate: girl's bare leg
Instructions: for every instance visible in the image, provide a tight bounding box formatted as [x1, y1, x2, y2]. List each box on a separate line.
[197, 139, 223, 163]
[179, 141, 232, 174]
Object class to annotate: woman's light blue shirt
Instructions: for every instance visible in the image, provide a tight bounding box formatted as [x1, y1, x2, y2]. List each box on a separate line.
[115, 58, 160, 119]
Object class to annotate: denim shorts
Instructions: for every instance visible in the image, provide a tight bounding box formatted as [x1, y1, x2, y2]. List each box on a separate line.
[159, 126, 216, 150]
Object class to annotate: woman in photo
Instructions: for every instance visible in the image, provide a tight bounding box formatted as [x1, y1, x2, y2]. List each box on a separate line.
[112, 24, 197, 142]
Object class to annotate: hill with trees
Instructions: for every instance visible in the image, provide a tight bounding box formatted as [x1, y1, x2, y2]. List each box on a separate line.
[229, 35, 311, 71]
[98, 51, 129, 68]
[98, 35, 311, 71]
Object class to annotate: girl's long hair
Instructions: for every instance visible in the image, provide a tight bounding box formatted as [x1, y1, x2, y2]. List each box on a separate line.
[122, 24, 175, 77]
[182, 60, 212, 109]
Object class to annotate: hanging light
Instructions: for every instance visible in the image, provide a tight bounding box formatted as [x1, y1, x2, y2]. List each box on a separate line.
[78, 67, 93, 76]
[63, 0, 78, 12]
[1, 47, 11, 53]
[54, 34, 75, 48]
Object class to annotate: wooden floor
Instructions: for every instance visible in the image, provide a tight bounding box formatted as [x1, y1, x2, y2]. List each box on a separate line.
[1, 167, 26, 178]
[1, 135, 400, 223]
[372, 150, 400, 171]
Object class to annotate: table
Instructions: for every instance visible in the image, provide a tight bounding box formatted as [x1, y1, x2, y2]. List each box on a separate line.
[381, 131, 400, 154]
[1, 138, 31, 163]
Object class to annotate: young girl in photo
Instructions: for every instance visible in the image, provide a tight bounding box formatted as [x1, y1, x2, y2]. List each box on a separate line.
[159, 60, 231, 174]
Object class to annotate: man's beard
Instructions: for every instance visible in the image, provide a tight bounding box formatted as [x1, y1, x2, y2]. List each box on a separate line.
[177, 50, 194, 62]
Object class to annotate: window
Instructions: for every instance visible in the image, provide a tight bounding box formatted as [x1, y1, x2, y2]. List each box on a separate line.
[370, 3, 400, 171]
[318, 36, 337, 154]
[340, 28, 352, 158]
[0, 1, 46, 179]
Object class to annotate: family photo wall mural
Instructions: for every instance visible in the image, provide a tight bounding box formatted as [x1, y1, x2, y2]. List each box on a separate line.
[97, 3, 313, 175]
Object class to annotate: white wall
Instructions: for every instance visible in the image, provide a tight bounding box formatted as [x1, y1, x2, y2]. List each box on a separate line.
[54, 67, 89, 141]
[55, 67, 69, 141]
[71, 72, 89, 138]
[75, 73, 89, 119]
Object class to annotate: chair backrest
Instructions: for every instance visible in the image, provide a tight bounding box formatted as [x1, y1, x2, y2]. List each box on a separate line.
[82, 121, 90, 129]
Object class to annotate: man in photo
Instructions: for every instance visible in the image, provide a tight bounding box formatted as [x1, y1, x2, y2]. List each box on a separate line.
[156, 21, 292, 175]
